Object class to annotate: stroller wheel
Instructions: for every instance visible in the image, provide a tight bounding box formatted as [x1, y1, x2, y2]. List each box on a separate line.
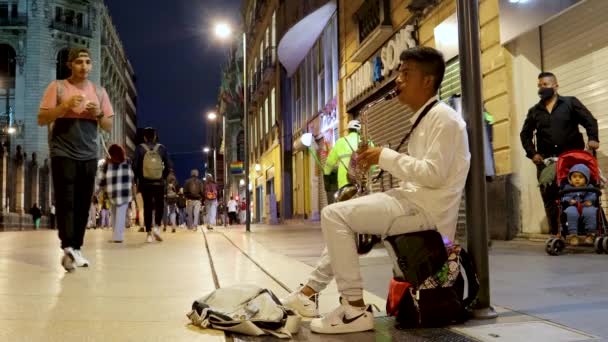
[545, 237, 554, 255]
[594, 236, 604, 254]
[549, 238, 565, 256]
[602, 237, 608, 254]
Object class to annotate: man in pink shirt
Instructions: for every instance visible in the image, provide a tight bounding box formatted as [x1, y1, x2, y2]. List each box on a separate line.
[38, 48, 114, 272]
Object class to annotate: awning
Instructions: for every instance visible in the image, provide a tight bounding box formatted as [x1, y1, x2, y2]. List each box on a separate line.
[278, 1, 337, 77]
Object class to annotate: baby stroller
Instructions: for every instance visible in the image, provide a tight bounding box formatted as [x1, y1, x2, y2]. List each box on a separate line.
[545, 150, 608, 255]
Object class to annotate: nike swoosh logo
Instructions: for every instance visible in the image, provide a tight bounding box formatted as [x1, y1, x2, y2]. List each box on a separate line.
[340, 313, 366, 325]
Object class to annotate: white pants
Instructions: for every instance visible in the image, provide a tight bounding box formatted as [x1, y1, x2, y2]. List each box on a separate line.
[206, 199, 218, 226]
[305, 189, 432, 301]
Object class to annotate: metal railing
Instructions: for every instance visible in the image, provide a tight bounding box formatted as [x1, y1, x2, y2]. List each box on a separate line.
[50, 20, 93, 37]
[0, 15, 27, 27]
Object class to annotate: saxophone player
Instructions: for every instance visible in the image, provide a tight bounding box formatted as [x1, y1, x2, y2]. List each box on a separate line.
[282, 47, 471, 334]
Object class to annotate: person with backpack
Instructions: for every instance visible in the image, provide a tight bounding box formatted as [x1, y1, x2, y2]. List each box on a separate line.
[227, 196, 238, 225]
[166, 178, 179, 233]
[183, 169, 204, 230]
[132, 127, 172, 243]
[96, 144, 134, 243]
[177, 188, 187, 227]
[204, 174, 219, 230]
[281, 47, 470, 334]
[38, 48, 114, 272]
[30, 203, 42, 229]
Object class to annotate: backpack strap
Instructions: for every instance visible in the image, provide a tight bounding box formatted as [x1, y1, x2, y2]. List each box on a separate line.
[152, 144, 161, 153]
[140, 143, 151, 152]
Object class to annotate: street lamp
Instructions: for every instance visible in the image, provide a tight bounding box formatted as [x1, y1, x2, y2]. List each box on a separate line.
[213, 22, 251, 232]
[207, 111, 218, 120]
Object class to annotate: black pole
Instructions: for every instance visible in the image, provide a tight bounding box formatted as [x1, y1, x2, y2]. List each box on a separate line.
[456, 0, 497, 319]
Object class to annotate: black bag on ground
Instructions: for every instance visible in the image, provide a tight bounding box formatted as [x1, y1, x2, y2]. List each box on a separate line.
[384, 230, 479, 328]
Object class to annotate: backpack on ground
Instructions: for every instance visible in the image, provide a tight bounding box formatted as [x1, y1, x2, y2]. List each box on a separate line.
[141, 144, 164, 180]
[384, 230, 479, 328]
[187, 284, 301, 338]
[205, 182, 217, 200]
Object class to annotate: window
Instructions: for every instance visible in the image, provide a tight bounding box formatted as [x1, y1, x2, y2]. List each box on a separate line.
[259, 107, 263, 146]
[265, 97, 269, 134]
[55, 6, 62, 21]
[272, 11, 277, 48]
[64, 9, 75, 25]
[318, 39, 325, 109]
[10, 4, 16, 18]
[76, 13, 84, 28]
[271, 87, 276, 130]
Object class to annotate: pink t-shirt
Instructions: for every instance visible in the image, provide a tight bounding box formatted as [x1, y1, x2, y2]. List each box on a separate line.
[39, 80, 114, 120]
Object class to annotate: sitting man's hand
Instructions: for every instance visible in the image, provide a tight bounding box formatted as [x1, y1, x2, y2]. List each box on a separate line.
[584, 200, 593, 207]
[532, 154, 544, 164]
[569, 199, 577, 206]
[357, 147, 383, 170]
[588, 140, 600, 150]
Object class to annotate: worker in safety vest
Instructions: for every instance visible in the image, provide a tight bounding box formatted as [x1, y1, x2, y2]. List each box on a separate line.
[323, 120, 374, 188]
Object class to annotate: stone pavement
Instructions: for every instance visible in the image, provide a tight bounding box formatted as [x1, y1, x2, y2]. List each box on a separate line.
[0, 224, 605, 341]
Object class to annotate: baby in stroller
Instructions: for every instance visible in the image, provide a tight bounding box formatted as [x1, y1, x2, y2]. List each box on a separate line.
[562, 163, 597, 245]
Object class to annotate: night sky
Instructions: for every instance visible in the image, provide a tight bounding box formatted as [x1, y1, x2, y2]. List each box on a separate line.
[104, 0, 242, 183]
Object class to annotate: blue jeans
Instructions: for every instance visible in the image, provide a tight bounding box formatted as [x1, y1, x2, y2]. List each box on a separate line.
[206, 199, 218, 226]
[178, 207, 186, 225]
[111, 203, 129, 241]
[564, 205, 596, 235]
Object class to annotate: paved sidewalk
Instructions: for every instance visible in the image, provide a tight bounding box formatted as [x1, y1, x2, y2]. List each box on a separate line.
[222, 223, 608, 341]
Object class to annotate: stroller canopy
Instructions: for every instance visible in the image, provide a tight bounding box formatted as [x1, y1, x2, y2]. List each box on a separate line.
[556, 150, 599, 186]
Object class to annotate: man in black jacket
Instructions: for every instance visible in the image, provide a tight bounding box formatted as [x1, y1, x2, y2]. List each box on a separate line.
[520, 72, 599, 235]
[133, 127, 173, 243]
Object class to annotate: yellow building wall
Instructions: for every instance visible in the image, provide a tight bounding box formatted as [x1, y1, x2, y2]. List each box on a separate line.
[249, 143, 282, 221]
[338, 0, 514, 175]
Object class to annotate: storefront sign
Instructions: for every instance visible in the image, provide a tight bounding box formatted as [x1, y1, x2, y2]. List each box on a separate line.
[345, 25, 417, 105]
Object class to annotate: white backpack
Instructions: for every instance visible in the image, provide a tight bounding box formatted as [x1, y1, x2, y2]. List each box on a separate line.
[187, 284, 301, 338]
[141, 144, 164, 180]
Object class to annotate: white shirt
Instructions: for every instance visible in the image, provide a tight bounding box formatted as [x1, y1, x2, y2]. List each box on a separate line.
[378, 96, 470, 240]
[227, 200, 238, 213]
[50, 205, 56, 215]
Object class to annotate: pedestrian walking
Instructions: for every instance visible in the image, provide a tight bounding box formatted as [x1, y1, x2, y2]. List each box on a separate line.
[227, 196, 238, 225]
[184, 169, 204, 230]
[132, 127, 173, 243]
[97, 144, 134, 243]
[204, 175, 219, 229]
[30, 204, 42, 229]
[37, 47, 114, 272]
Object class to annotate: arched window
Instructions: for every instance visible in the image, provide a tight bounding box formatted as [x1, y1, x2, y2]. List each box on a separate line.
[56, 49, 70, 79]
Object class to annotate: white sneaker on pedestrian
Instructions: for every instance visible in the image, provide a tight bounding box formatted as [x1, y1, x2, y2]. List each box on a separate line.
[146, 234, 153, 243]
[152, 227, 163, 242]
[61, 248, 76, 272]
[73, 249, 90, 267]
[281, 289, 319, 318]
[310, 298, 375, 334]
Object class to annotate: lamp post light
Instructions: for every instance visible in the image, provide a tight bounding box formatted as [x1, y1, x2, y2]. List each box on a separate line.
[213, 22, 250, 232]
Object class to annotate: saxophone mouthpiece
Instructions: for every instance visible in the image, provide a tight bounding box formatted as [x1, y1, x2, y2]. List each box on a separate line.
[384, 87, 401, 100]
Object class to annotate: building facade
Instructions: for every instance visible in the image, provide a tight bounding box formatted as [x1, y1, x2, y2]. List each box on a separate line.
[277, 0, 339, 220]
[243, 0, 282, 224]
[0, 0, 135, 222]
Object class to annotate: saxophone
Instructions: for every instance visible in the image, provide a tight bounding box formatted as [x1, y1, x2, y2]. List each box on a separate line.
[333, 87, 401, 255]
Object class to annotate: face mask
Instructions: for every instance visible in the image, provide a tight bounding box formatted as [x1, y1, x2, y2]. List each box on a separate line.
[538, 87, 555, 101]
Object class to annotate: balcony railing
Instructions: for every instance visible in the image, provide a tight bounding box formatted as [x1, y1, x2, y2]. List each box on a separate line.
[0, 15, 27, 27]
[50, 20, 93, 37]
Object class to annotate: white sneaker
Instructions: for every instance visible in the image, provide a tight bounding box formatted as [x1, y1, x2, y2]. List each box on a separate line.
[152, 227, 163, 242]
[281, 289, 319, 318]
[146, 234, 153, 243]
[73, 249, 90, 267]
[61, 248, 76, 272]
[310, 298, 375, 334]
